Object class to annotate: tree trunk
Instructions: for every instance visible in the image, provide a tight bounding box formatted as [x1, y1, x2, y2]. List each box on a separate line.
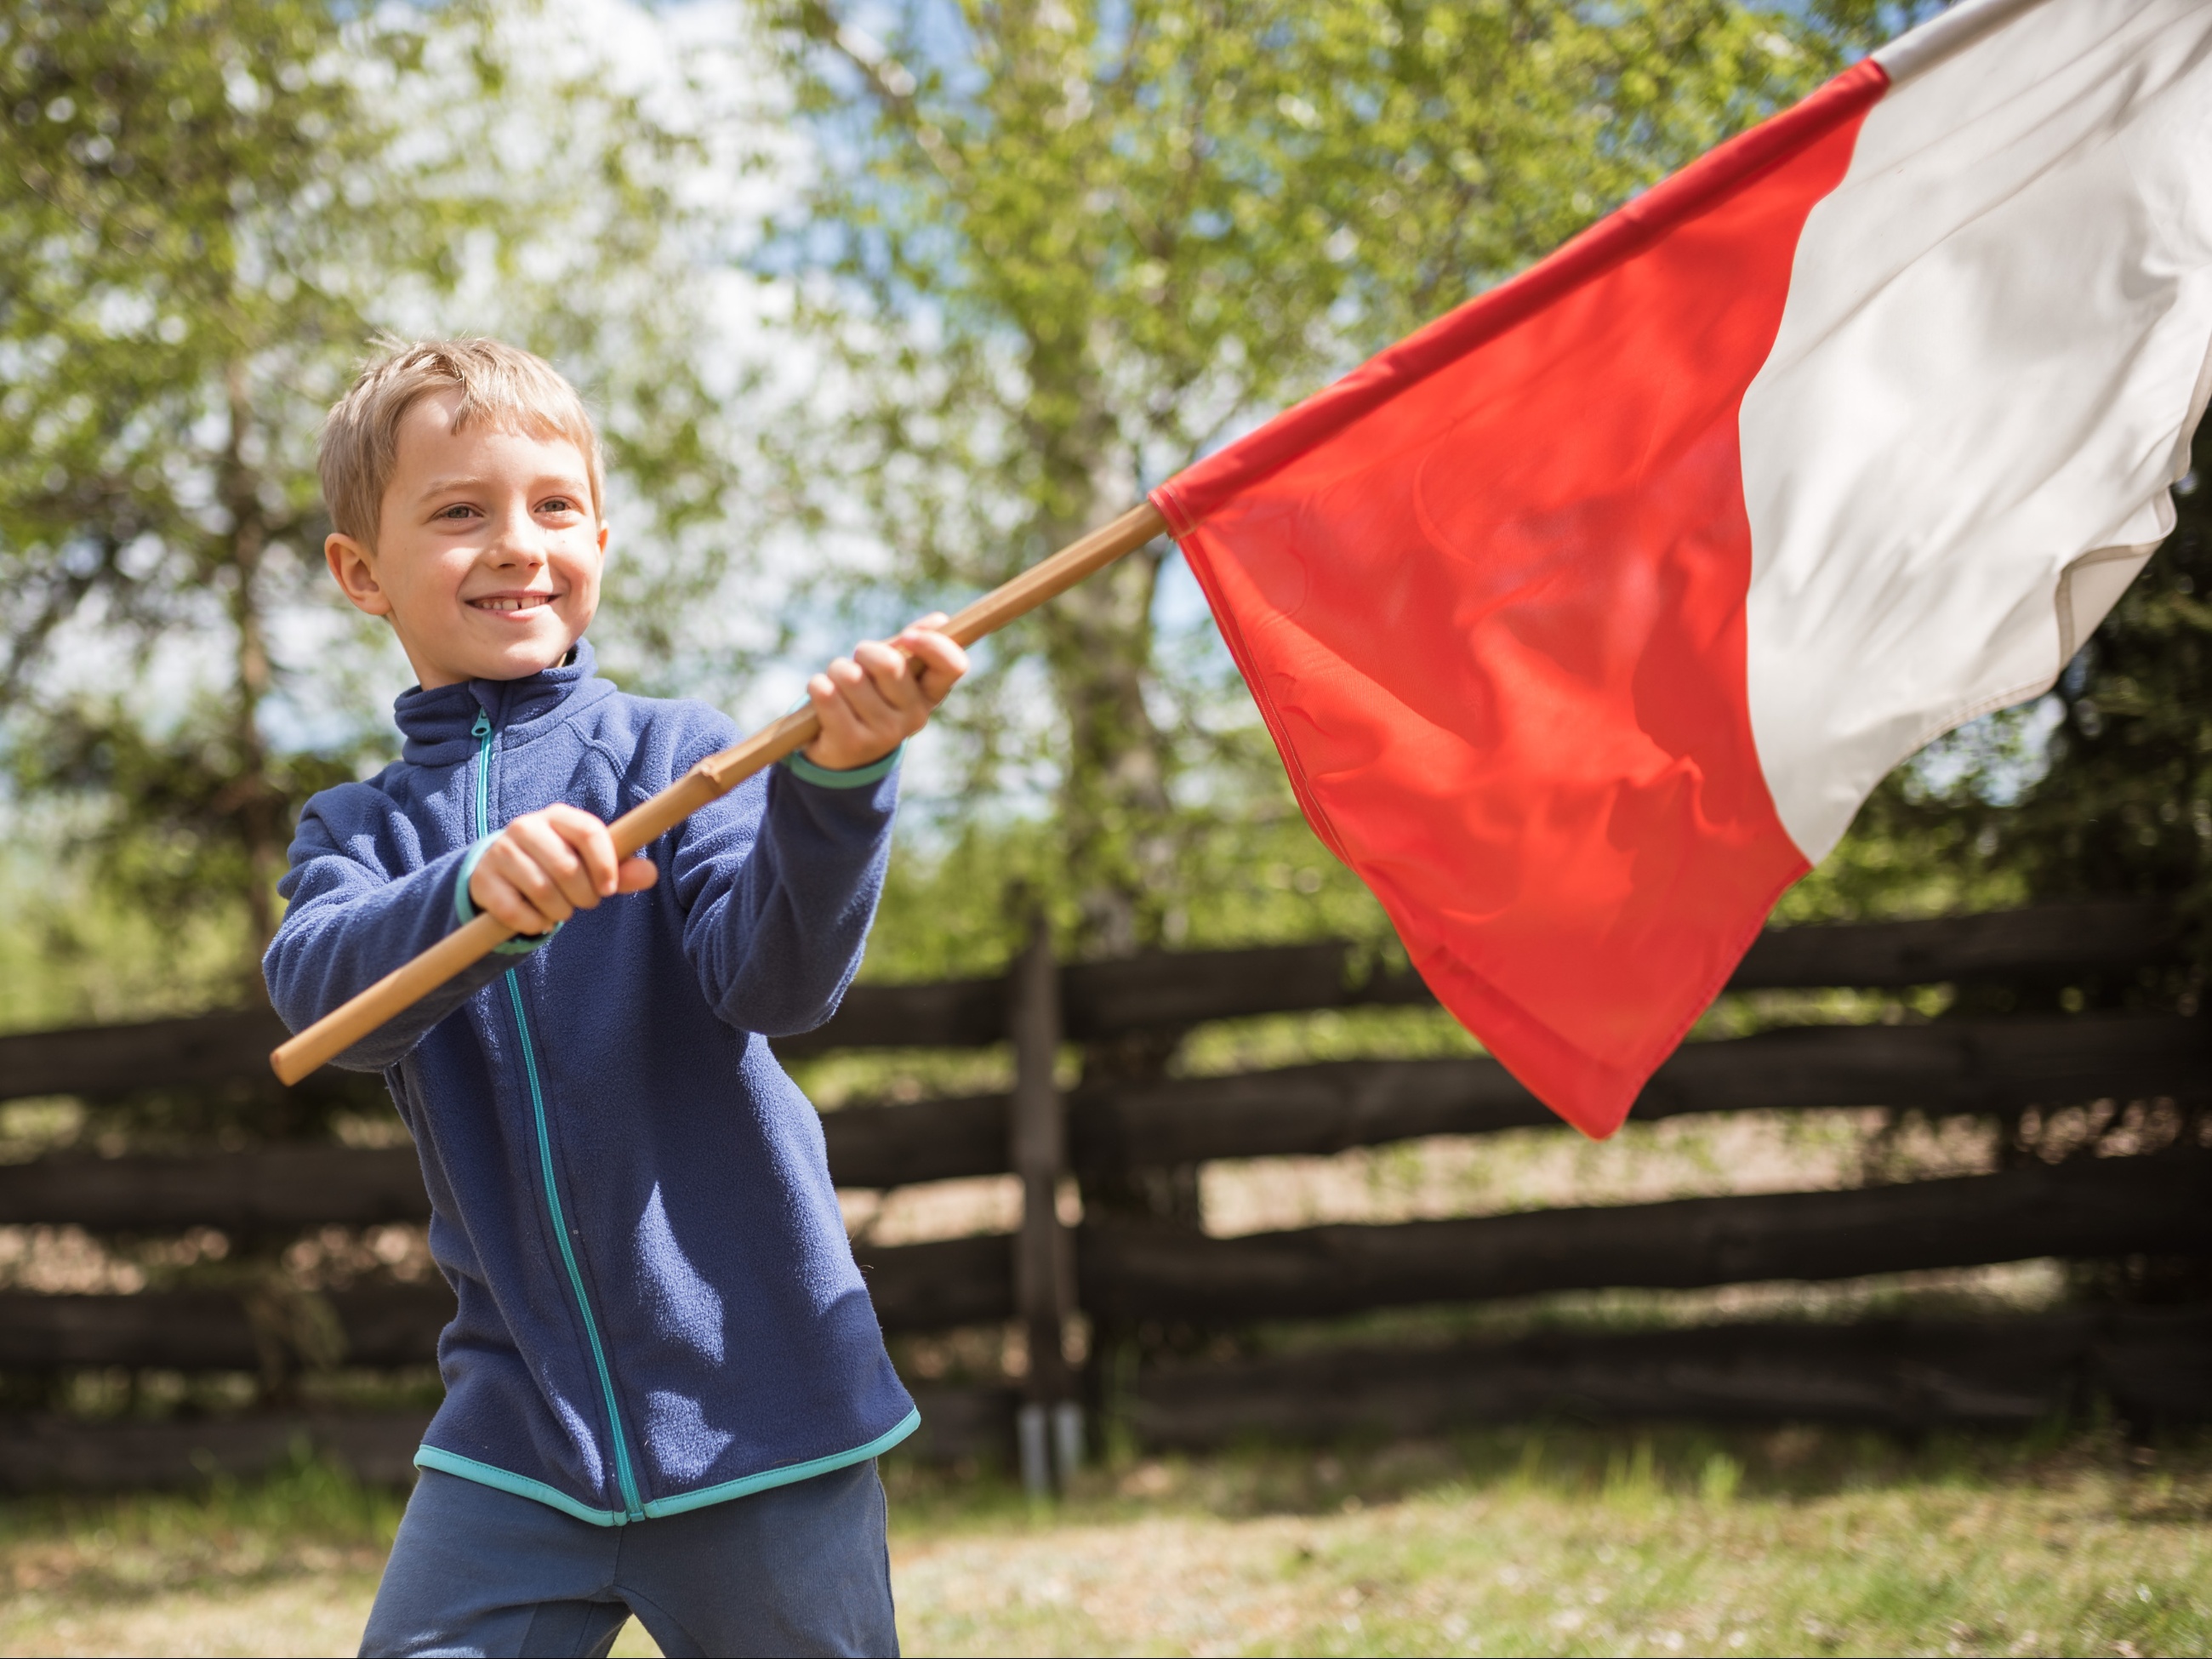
[1019, 328, 1177, 961]
[1041, 545, 1176, 958]
[1019, 361, 1206, 1409]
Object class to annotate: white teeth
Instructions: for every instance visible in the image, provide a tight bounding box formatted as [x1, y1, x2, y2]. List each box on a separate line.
[473, 595, 552, 613]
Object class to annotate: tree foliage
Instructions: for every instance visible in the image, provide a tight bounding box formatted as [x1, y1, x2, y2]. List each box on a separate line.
[753, 0, 1838, 959]
[2004, 452, 2212, 921]
[2, 0, 421, 955]
[1838, 423, 2212, 966]
[0, 0, 743, 999]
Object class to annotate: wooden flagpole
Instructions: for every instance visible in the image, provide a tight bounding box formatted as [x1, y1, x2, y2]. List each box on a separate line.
[269, 501, 1169, 1085]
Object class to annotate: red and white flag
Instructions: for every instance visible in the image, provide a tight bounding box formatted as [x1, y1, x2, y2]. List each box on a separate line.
[1155, 0, 2212, 1137]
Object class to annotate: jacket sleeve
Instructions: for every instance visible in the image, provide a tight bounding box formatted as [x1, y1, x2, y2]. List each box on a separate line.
[261, 791, 534, 1072]
[670, 756, 898, 1037]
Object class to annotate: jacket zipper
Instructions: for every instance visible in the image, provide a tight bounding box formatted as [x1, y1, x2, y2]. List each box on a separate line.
[474, 708, 646, 1520]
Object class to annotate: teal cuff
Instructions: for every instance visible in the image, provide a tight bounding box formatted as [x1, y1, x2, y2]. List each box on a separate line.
[782, 744, 902, 790]
[454, 835, 560, 955]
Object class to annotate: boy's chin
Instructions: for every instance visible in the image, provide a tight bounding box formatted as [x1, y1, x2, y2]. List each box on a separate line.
[482, 640, 580, 680]
[442, 631, 584, 684]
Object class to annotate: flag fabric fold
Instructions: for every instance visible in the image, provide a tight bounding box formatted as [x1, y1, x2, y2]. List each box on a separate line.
[1154, 0, 2212, 1137]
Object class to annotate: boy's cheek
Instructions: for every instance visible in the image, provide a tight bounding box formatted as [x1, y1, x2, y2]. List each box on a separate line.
[563, 584, 601, 630]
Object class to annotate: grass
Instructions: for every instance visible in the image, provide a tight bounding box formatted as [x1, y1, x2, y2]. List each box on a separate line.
[885, 1425, 2212, 1657]
[2, 1425, 2208, 1656]
[0, 1451, 402, 1658]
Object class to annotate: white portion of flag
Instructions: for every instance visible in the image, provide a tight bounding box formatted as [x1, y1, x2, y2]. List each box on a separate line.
[1739, 0, 2212, 864]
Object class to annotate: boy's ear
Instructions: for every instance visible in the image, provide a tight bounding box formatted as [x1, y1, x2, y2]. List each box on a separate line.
[326, 531, 394, 618]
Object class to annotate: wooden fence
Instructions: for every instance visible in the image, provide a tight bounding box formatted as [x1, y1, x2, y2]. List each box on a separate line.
[1, 898, 2208, 1491]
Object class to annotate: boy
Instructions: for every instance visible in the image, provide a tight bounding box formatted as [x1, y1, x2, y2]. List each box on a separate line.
[263, 338, 966, 1657]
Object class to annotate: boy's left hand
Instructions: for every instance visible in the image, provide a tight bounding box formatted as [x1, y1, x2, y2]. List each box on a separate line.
[802, 613, 969, 772]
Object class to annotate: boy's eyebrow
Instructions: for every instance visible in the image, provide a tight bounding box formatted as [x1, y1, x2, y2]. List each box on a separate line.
[412, 476, 489, 499]
[410, 471, 592, 500]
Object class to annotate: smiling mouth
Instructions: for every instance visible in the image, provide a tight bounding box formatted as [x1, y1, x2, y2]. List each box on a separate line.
[470, 594, 556, 613]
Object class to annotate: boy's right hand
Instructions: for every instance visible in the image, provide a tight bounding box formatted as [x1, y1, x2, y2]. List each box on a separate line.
[469, 805, 658, 936]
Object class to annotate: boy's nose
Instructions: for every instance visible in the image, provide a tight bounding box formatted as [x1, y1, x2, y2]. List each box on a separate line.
[487, 505, 548, 565]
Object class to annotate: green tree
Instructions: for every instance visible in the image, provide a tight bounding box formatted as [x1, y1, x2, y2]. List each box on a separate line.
[1999, 450, 2212, 926]
[0, 0, 744, 1002]
[1844, 425, 2212, 971]
[753, 0, 1834, 962]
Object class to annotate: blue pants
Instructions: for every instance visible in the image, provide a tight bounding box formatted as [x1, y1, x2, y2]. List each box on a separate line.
[360, 1461, 899, 1657]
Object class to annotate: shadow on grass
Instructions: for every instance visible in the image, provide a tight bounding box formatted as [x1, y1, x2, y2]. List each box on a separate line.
[0, 1442, 403, 1606]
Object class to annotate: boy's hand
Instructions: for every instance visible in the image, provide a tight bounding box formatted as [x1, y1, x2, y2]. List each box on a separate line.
[802, 613, 970, 772]
[470, 805, 658, 937]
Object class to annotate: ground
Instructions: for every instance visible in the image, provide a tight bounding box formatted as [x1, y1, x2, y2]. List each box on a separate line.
[1, 1425, 2206, 1657]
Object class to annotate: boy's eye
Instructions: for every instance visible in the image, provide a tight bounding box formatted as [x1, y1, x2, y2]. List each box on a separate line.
[436, 504, 478, 522]
[539, 497, 576, 515]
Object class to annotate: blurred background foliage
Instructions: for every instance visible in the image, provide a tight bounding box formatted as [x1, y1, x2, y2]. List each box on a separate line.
[2, 0, 2203, 1126]
[752, 0, 1844, 965]
[0, 0, 748, 1020]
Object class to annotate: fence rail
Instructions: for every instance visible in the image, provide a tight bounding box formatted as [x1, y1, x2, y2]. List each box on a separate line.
[6, 1013, 2200, 1225]
[0, 898, 2181, 1095]
[0, 897, 2205, 1489]
[9, 1153, 2203, 1373]
[1075, 1154, 2212, 1322]
[1131, 1304, 2212, 1444]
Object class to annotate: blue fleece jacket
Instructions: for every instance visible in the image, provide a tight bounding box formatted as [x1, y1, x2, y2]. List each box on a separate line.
[262, 641, 917, 1525]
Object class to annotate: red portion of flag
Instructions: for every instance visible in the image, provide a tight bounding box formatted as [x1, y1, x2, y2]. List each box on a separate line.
[1154, 64, 1888, 1136]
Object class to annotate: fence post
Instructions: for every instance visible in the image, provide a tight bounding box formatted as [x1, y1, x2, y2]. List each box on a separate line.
[1010, 914, 1080, 1494]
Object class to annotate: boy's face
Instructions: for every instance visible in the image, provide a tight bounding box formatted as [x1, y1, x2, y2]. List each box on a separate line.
[324, 389, 607, 690]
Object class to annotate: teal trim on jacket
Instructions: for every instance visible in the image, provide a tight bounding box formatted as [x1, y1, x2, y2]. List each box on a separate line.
[782, 744, 902, 790]
[413, 1408, 921, 1525]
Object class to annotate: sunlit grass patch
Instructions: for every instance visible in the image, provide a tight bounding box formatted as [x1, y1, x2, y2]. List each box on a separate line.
[884, 1423, 2212, 1657]
[4, 1426, 2209, 1656]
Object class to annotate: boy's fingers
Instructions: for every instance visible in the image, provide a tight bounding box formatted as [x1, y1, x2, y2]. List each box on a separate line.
[809, 632, 962, 766]
[505, 817, 600, 915]
[507, 818, 596, 913]
[548, 806, 621, 898]
[897, 626, 965, 664]
[810, 670, 860, 725]
[852, 639, 908, 683]
[836, 653, 909, 719]
[836, 648, 914, 733]
[493, 848, 573, 927]
[808, 672, 871, 751]
[467, 808, 644, 934]
[895, 630, 969, 704]
[505, 815, 583, 875]
[823, 656, 877, 710]
[482, 888, 533, 934]
[470, 871, 523, 932]
[853, 644, 926, 720]
[477, 865, 561, 934]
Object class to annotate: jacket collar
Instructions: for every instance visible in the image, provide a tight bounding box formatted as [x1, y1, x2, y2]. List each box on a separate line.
[393, 638, 616, 767]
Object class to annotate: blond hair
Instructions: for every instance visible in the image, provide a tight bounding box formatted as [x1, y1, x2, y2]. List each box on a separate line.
[318, 338, 604, 544]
